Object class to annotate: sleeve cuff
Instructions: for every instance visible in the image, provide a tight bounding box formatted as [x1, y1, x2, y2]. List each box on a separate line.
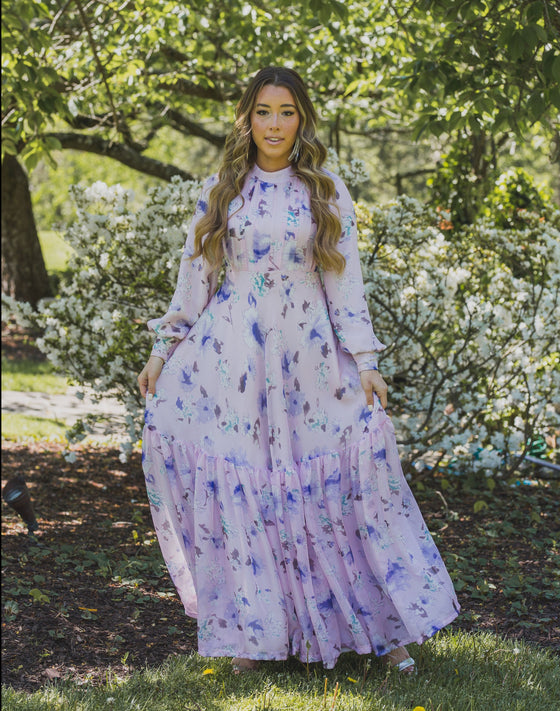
[150, 337, 178, 362]
[353, 352, 379, 372]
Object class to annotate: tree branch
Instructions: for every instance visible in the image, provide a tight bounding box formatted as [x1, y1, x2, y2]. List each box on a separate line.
[393, 167, 437, 194]
[48, 0, 73, 34]
[162, 108, 226, 147]
[151, 75, 241, 102]
[73, 0, 126, 138]
[46, 132, 193, 181]
[66, 112, 115, 129]
[340, 125, 413, 137]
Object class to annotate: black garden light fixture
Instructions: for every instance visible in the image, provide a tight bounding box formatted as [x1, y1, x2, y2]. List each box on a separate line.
[2, 475, 39, 533]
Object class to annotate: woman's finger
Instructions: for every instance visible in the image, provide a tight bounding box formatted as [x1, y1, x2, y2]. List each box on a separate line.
[145, 356, 164, 400]
[137, 370, 147, 398]
[147, 372, 156, 398]
[375, 384, 388, 409]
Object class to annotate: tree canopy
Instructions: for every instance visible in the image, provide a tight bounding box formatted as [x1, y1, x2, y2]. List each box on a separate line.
[3, 0, 559, 177]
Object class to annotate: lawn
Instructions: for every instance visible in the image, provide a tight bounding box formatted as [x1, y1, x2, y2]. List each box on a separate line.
[1, 412, 68, 440]
[38, 230, 74, 276]
[1, 323, 70, 441]
[1, 356, 68, 395]
[2, 632, 558, 711]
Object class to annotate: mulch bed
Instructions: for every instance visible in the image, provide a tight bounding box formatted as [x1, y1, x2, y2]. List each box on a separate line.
[1, 442, 198, 692]
[2, 321, 47, 363]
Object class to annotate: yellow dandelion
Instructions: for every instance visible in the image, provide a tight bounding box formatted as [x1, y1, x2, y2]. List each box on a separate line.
[412, 707, 426, 711]
[202, 668, 215, 675]
[347, 677, 358, 683]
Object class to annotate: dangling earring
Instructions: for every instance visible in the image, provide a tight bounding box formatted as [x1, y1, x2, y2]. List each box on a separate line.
[289, 136, 302, 163]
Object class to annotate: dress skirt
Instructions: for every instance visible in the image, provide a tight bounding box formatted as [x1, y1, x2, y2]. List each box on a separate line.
[142, 267, 460, 668]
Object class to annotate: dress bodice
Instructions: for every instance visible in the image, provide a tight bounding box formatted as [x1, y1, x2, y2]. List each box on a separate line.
[223, 164, 316, 272]
[148, 163, 385, 367]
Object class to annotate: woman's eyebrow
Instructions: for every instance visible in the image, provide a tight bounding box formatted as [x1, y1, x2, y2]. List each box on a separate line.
[255, 103, 297, 108]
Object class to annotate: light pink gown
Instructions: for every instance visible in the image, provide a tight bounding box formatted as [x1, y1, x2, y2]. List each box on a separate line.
[142, 164, 459, 668]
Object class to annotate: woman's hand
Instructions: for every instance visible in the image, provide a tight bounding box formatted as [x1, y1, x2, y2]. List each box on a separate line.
[360, 369, 388, 410]
[137, 356, 165, 399]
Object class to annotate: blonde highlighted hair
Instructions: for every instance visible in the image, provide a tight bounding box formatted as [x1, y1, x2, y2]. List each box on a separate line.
[192, 66, 345, 274]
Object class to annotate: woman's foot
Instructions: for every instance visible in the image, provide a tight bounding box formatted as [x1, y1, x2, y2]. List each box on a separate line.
[386, 646, 416, 675]
[232, 657, 259, 674]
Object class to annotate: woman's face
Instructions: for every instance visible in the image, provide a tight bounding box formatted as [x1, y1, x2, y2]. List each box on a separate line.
[250, 84, 300, 172]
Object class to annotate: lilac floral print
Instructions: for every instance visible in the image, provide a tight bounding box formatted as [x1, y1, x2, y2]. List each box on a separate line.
[142, 164, 459, 668]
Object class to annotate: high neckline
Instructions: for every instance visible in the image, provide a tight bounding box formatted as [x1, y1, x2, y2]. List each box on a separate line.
[251, 163, 296, 183]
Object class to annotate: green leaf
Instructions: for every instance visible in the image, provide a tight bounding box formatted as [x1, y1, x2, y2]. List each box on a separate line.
[29, 588, 50, 604]
[508, 30, 526, 61]
[552, 55, 560, 83]
[527, 91, 546, 121]
[549, 86, 560, 110]
[474, 97, 495, 116]
[331, 0, 349, 22]
[22, 151, 40, 172]
[2, 138, 19, 155]
[44, 136, 62, 151]
[344, 79, 363, 96]
[526, 1, 544, 22]
[473, 500, 489, 513]
[521, 25, 540, 54]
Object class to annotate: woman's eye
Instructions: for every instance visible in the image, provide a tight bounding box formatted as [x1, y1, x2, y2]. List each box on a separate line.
[256, 110, 269, 116]
[283, 111, 295, 116]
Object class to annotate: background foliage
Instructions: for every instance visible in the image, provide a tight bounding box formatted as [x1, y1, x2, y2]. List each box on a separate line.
[3, 0, 559, 204]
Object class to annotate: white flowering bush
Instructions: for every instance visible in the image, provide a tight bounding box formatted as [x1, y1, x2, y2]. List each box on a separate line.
[358, 197, 560, 478]
[325, 148, 369, 186]
[3, 173, 558, 477]
[2, 177, 202, 458]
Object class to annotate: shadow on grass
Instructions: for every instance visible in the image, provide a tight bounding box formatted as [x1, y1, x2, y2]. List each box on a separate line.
[2, 631, 559, 711]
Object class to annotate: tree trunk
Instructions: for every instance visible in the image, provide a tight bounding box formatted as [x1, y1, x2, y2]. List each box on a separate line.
[1, 155, 52, 307]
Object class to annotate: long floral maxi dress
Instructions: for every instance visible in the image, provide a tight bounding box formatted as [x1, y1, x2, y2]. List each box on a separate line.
[142, 164, 460, 668]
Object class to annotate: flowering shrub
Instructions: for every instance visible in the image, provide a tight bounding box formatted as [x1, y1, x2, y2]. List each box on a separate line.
[325, 148, 369, 186]
[2, 177, 202, 459]
[481, 167, 551, 230]
[3, 176, 559, 475]
[358, 197, 560, 477]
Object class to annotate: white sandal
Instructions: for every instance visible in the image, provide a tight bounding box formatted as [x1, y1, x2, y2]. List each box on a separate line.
[392, 656, 416, 674]
[387, 648, 416, 675]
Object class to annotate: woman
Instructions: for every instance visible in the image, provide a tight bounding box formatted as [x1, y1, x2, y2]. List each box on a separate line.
[138, 66, 459, 674]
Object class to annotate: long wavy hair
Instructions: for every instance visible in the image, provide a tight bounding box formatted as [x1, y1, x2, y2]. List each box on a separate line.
[192, 66, 345, 273]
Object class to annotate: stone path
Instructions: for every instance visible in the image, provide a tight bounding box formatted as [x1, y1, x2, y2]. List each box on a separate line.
[2, 387, 129, 439]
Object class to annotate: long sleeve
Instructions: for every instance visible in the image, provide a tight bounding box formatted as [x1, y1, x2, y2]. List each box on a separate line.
[148, 176, 220, 361]
[321, 174, 386, 370]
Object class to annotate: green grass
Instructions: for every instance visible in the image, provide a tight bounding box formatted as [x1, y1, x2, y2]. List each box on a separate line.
[2, 631, 559, 710]
[1, 357, 68, 394]
[38, 230, 73, 275]
[1, 355, 69, 440]
[1, 412, 68, 440]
